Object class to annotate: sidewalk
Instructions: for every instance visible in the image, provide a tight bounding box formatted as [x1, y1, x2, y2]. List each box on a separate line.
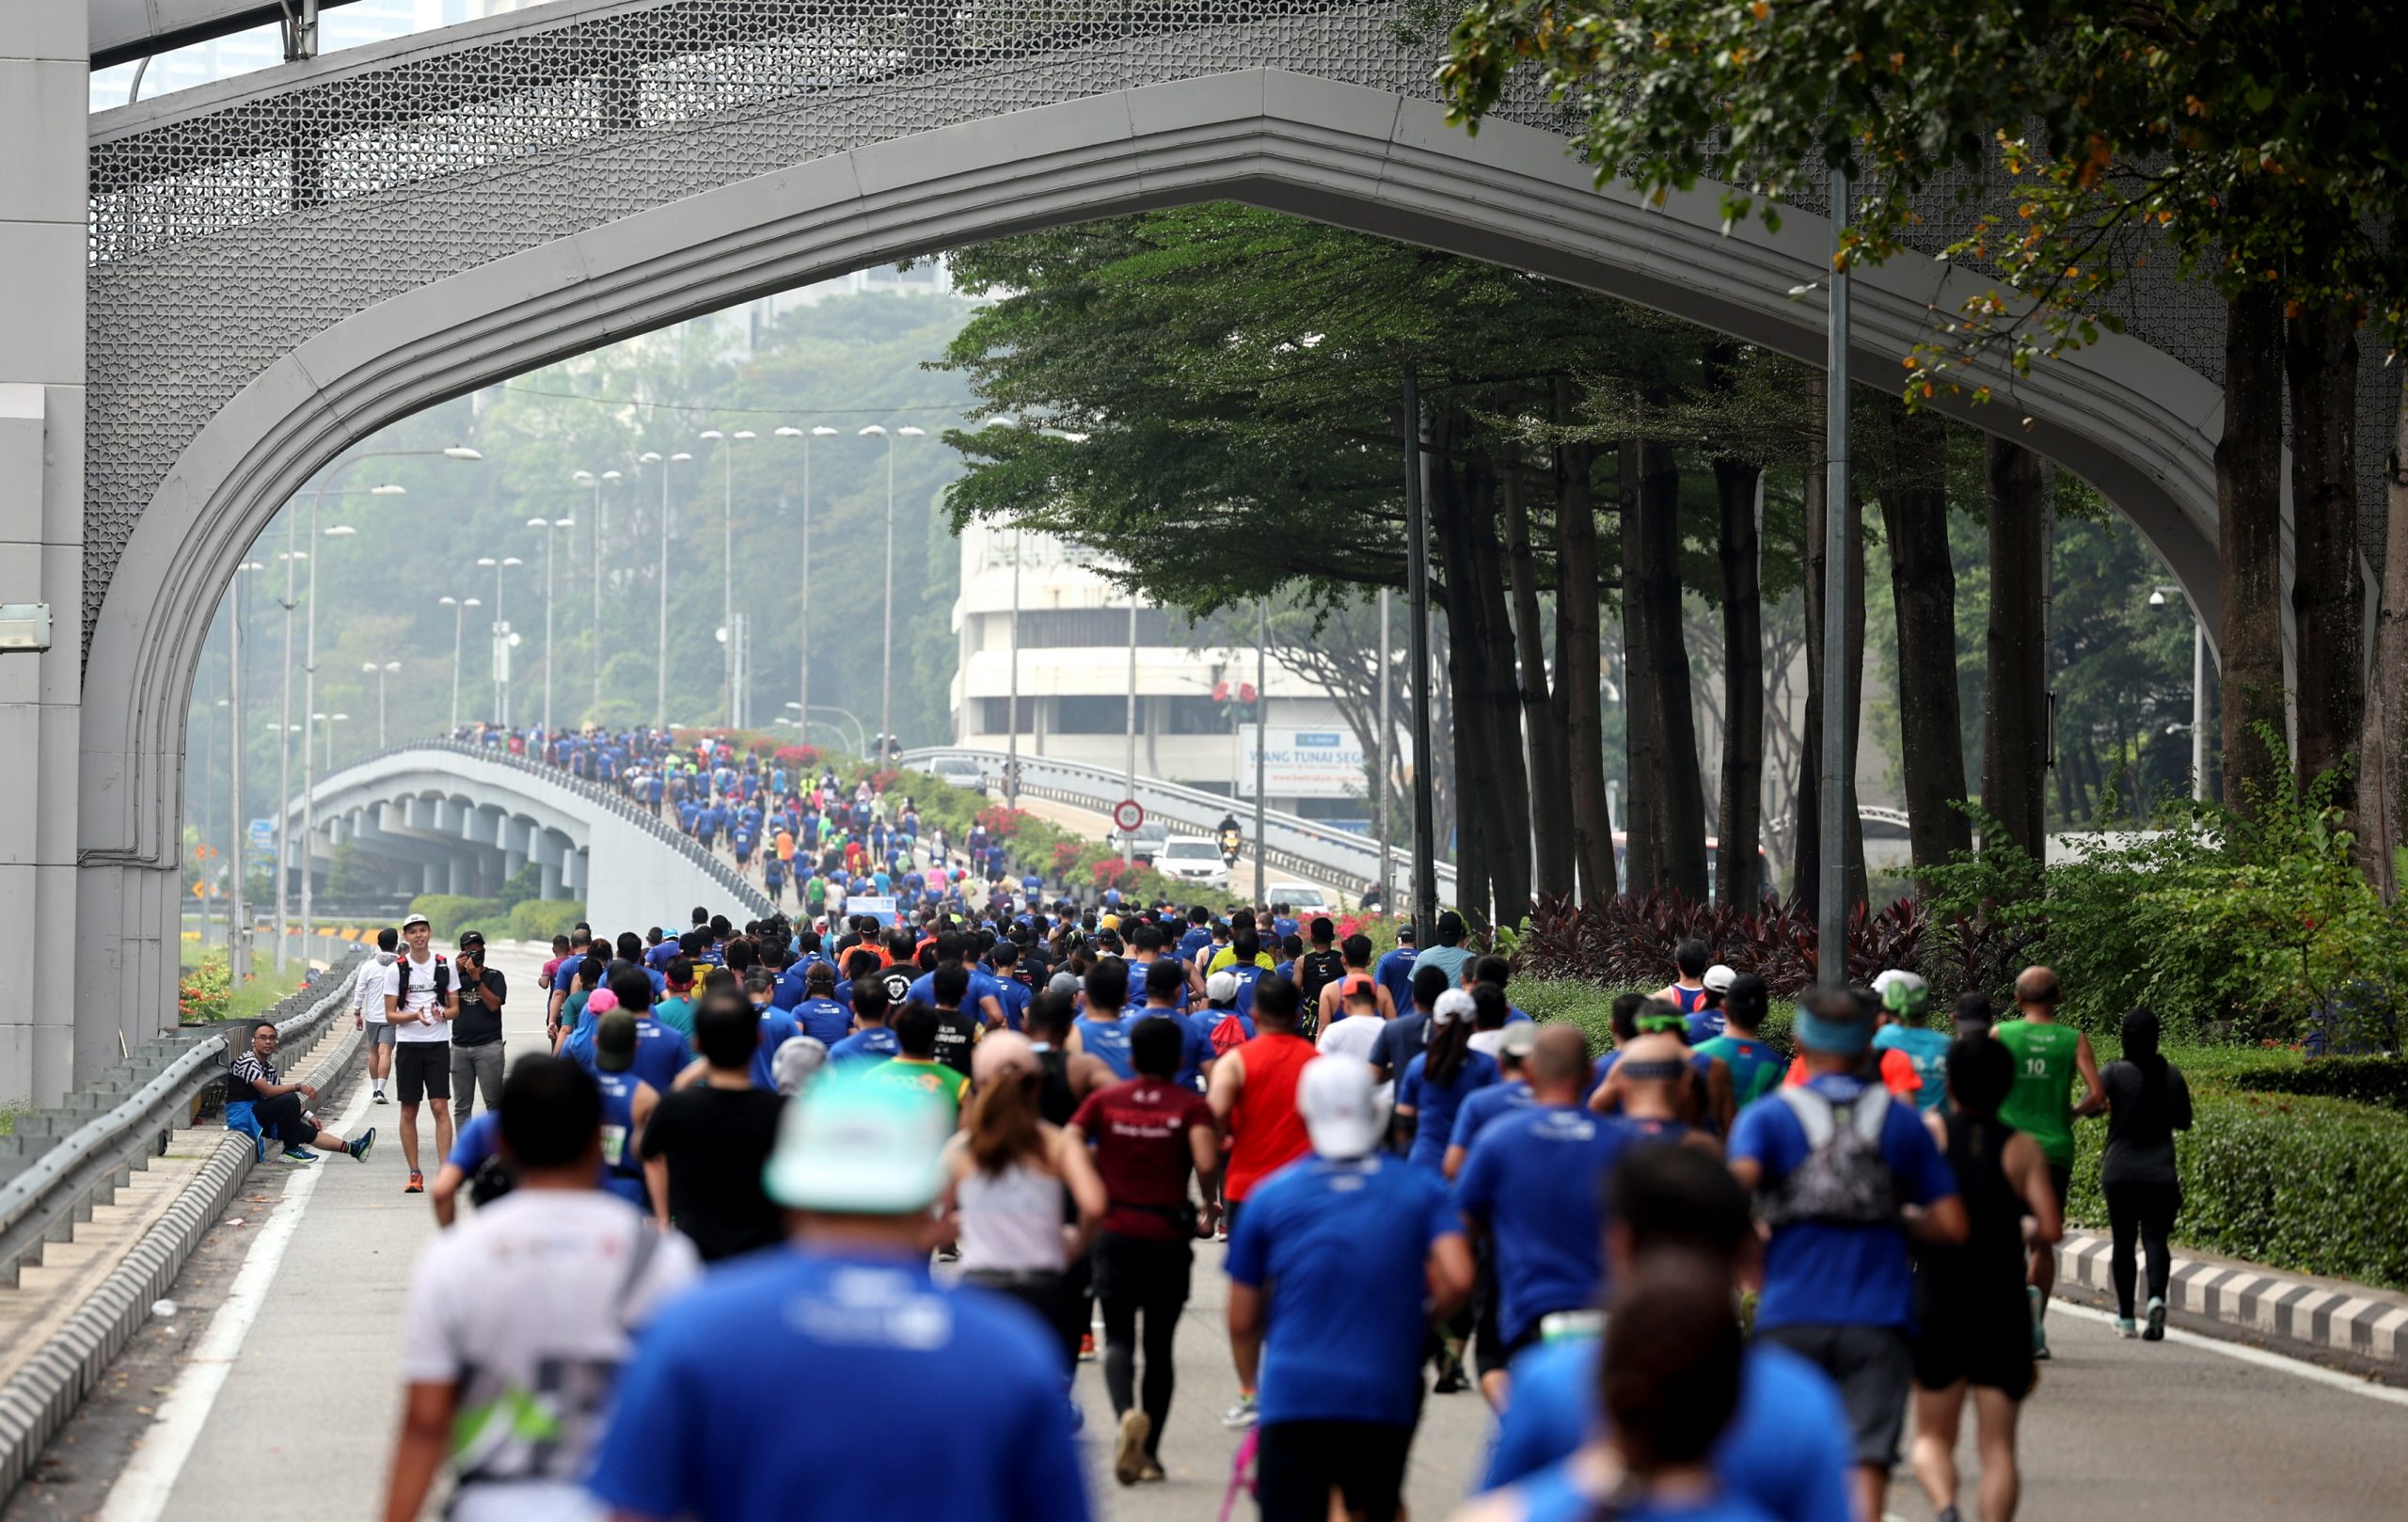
[2055, 1230, 2408, 1371]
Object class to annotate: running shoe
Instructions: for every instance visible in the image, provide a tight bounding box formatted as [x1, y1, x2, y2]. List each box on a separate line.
[1079, 1331, 1098, 1362]
[1137, 1458, 1166, 1483]
[348, 1128, 376, 1163]
[372, 1089, 388, 1104]
[1113, 1410, 1152, 1486]
[404, 1170, 424, 1195]
[1434, 1356, 1468, 1395]
[2144, 1295, 2167, 1342]
[2115, 1317, 2139, 1339]
[1222, 1393, 1258, 1429]
[279, 1146, 321, 1163]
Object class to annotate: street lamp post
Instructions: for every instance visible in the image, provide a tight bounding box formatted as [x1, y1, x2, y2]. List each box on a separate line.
[776, 425, 839, 747]
[858, 423, 926, 758]
[699, 428, 756, 727]
[229, 559, 262, 979]
[528, 515, 575, 737]
[572, 468, 621, 725]
[2148, 586, 2210, 801]
[639, 450, 692, 730]
[298, 490, 390, 967]
[364, 659, 401, 747]
[1124, 592, 1140, 866]
[476, 554, 526, 727]
[438, 595, 482, 733]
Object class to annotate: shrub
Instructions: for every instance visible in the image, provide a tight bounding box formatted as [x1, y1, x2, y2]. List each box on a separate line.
[2065, 1087, 2408, 1292]
[1509, 891, 1927, 998]
[773, 744, 819, 770]
[1517, 975, 1798, 1059]
[406, 894, 504, 941]
[508, 898, 587, 943]
[2229, 1056, 2408, 1114]
[179, 950, 232, 1024]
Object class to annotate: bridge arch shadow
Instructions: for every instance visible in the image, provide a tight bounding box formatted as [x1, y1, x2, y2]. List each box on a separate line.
[74, 68, 2231, 1061]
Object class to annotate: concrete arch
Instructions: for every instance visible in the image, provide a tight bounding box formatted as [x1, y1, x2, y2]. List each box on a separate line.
[73, 68, 2229, 1065]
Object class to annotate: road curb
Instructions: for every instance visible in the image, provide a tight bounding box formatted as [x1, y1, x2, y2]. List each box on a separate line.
[2056, 1229, 2408, 1370]
[0, 1020, 362, 1503]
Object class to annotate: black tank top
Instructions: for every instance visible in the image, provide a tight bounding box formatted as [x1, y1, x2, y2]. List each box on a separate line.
[1035, 1045, 1079, 1127]
[1918, 1112, 2028, 1308]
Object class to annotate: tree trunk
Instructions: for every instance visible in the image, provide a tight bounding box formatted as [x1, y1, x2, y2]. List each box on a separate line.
[1468, 463, 1536, 923]
[2287, 298, 2362, 810]
[1503, 469, 1575, 903]
[1981, 435, 2050, 860]
[2220, 284, 2289, 814]
[2358, 370, 2408, 896]
[1877, 399, 1973, 876]
[1553, 386, 1617, 904]
[1636, 437, 1710, 898]
[1795, 380, 1868, 912]
[1619, 439, 1660, 895]
[1713, 455, 1765, 904]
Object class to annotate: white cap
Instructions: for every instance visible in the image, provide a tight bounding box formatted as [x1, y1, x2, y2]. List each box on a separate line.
[770, 1035, 829, 1096]
[1297, 1055, 1382, 1160]
[763, 1076, 950, 1214]
[1432, 988, 1477, 1028]
[1703, 964, 1737, 993]
[1205, 969, 1242, 1005]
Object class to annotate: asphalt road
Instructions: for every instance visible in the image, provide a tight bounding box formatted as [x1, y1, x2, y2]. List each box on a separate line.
[9, 939, 2404, 1522]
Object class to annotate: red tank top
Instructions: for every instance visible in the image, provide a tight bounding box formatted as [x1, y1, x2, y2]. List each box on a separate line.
[1225, 1034, 1319, 1202]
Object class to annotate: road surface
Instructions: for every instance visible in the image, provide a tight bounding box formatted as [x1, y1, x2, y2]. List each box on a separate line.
[6, 941, 2402, 1522]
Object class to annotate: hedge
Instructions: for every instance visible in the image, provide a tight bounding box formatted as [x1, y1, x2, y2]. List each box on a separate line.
[1513, 976, 1797, 1057]
[406, 894, 504, 941]
[506, 898, 586, 943]
[2228, 1056, 2408, 1114]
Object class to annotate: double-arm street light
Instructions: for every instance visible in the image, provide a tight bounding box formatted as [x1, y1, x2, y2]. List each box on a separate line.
[527, 515, 576, 736]
[571, 468, 622, 724]
[639, 450, 693, 730]
[858, 423, 926, 757]
[699, 428, 756, 726]
[363, 659, 401, 748]
[438, 595, 483, 733]
[476, 554, 526, 727]
[774, 425, 839, 740]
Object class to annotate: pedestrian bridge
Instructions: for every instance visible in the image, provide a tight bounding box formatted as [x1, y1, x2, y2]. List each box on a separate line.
[284, 739, 768, 934]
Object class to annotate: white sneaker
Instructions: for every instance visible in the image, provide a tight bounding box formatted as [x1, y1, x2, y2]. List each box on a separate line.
[1222, 1393, 1258, 1429]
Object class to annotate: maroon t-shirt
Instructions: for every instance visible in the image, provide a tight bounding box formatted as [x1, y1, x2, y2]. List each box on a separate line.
[1070, 1077, 1215, 1241]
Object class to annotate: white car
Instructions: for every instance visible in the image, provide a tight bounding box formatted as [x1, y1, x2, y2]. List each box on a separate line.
[1155, 835, 1230, 887]
[1268, 882, 1339, 913]
[926, 755, 986, 794]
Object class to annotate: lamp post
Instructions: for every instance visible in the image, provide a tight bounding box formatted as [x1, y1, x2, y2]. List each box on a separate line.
[858, 423, 926, 758]
[438, 595, 482, 733]
[363, 660, 400, 748]
[297, 490, 391, 968]
[639, 450, 692, 730]
[476, 553, 525, 727]
[775, 424, 839, 746]
[572, 468, 621, 724]
[699, 428, 756, 727]
[228, 559, 262, 979]
[2148, 585, 2209, 801]
[528, 515, 575, 737]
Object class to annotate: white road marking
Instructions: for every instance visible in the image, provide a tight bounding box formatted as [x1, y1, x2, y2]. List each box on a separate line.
[95, 1072, 377, 1522]
[2052, 1301, 2408, 1409]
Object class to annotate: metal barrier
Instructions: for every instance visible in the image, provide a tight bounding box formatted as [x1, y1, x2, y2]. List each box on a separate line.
[899, 746, 1454, 904]
[0, 949, 367, 1292]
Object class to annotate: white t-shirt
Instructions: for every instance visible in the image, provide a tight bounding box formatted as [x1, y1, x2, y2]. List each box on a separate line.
[400, 1190, 699, 1522]
[384, 951, 452, 1043]
[1317, 1014, 1386, 1064]
[1469, 1029, 1507, 1059]
[353, 953, 397, 1023]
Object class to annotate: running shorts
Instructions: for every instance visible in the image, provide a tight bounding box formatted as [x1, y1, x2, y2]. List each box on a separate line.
[1256, 1420, 1414, 1522]
[1760, 1323, 1912, 1468]
[395, 1040, 452, 1103]
[1912, 1298, 2036, 1400]
[363, 1021, 397, 1047]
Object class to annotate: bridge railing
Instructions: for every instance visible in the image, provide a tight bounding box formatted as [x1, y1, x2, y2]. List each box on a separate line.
[899, 745, 1451, 904]
[311, 739, 772, 921]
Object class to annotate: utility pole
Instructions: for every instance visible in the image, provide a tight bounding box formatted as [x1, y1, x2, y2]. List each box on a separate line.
[1253, 597, 1269, 907]
[1402, 363, 1440, 928]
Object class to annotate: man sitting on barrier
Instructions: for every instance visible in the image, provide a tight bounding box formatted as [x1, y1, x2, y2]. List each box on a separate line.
[229, 1021, 376, 1165]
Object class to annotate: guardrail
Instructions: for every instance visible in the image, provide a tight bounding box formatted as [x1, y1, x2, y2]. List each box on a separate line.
[0, 949, 367, 1292]
[900, 747, 1454, 905]
[301, 738, 773, 920]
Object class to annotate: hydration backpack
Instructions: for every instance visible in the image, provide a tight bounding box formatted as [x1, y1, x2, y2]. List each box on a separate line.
[1757, 1084, 1899, 1229]
[392, 953, 452, 1006]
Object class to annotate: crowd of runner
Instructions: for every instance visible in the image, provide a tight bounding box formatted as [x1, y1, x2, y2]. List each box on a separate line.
[308, 761, 2194, 1522]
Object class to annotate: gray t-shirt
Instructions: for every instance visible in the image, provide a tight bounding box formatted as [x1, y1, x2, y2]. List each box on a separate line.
[2099, 1059, 2193, 1187]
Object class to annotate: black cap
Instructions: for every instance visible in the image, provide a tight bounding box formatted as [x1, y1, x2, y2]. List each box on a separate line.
[458, 928, 486, 949]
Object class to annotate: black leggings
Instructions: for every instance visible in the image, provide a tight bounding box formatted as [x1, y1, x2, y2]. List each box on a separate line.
[1095, 1233, 1191, 1453]
[2105, 1180, 2180, 1318]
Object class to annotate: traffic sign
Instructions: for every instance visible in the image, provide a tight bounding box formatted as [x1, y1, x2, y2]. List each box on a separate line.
[1112, 799, 1145, 833]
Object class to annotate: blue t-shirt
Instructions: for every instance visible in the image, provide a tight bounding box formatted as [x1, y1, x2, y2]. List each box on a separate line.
[1074, 1016, 1135, 1081]
[1372, 946, 1419, 1014]
[1872, 1025, 1955, 1114]
[1726, 1075, 1960, 1330]
[792, 996, 852, 1048]
[1686, 1007, 1728, 1044]
[990, 976, 1033, 1032]
[588, 1249, 1090, 1522]
[1132, 1007, 1212, 1091]
[1448, 1078, 1534, 1156]
[446, 1109, 502, 1172]
[1396, 1049, 1501, 1172]
[750, 1006, 802, 1091]
[1368, 1009, 1430, 1078]
[628, 1017, 690, 1095]
[1225, 1155, 1463, 1427]
[828, 1026, 899, 1070]
[1177, 927, 1213, 963]
[1493, 1454, 1784, 1522]
[1481, 1339, 1852, 1522]
[1415, 944, 1473, 990]
[1453, 1105, 1642, 1347]
[910, 967, 1004, 1021]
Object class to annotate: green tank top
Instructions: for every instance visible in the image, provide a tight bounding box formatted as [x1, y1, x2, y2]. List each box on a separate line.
[1995, 1019, 2081, 1166]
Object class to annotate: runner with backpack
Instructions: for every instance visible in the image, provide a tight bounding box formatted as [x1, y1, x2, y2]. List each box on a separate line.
[383, 911, 459, 1196]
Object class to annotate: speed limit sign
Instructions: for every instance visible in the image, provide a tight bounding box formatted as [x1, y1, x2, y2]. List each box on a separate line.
[1113, 799, 1146, 833]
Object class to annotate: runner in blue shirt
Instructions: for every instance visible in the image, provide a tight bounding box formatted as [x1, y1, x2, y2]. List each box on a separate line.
[588, 1069, 1089, 1522]
[1869, 970, 1953, 1114]
[744, 968, 801, 1091]
[1395, 990, 1501, 1172]
[1444, 1022, 1539, 1179]
[1727, 991, 1967, 1522]
[1224, 1055, 1471, 1514]
[1371, 925, 1419, 1020]
[1069, 959, 1136, 1081]
[789, 962, 853, 1046]
[826, 976, 899, 1070]
[987, 943, 1035, 1031]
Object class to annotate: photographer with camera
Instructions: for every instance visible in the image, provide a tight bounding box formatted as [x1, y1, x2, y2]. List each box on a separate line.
[451, 929, 509, 1123]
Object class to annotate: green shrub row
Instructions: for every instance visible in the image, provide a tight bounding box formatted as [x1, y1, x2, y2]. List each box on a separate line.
[1513, 977, 1797, 1057]
[404, 895, 501, 941]
[2228, 1056, 2408, 1114]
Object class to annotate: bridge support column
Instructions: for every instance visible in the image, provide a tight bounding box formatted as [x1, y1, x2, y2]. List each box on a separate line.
[449, 856, 470, 896]
[6, 6, 89, 1104]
